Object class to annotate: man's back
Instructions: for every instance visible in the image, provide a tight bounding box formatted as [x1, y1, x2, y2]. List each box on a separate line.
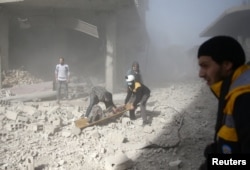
[92, 86, 108, 102]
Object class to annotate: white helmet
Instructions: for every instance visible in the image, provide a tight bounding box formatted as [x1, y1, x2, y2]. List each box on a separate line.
[126, 75, 135, 82]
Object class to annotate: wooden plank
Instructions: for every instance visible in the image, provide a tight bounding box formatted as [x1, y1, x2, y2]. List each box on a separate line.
[75, 106, 129, 129]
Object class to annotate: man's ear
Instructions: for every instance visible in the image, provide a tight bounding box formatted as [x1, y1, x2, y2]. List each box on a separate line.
[222, 61, 233, 72]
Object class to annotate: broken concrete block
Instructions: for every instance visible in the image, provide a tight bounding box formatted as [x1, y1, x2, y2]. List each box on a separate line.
[0, 114, 5, 122]
[143, 126, 154, 134]
[61, 130, 71, 138]
[19, 105, 37, 116]
[44, 125, 59, 136]
[16, 115, 29, 124]
[5, 123, 27, 131]
[71, 126, 81, 136]
[0, 130, 8, 141]
[5, 110, 18, 121]
[108, 132, 126, 145]
[29, 124, 43, 133]
[105, 152, 133, 170]
[47, 106, 59, 115]
[169, 160, 182, 169]
[121, 117, 132, 126]
[48, 116, 62, 127]
[0, 106, 6, 113]
[26, 156, 34, 170]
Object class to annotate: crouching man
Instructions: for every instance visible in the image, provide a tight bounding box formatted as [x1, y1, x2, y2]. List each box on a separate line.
[81, 86, 117, 119]
[125, 75, 150, 125]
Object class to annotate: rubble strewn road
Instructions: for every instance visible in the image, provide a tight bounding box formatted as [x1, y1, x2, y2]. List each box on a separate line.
[0, 76, 217, 170]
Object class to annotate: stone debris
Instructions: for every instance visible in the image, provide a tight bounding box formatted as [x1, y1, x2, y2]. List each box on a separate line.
[169, 159, 182, 170]
[2, 69, 43, 88]
[0, 79, 217, 170]
[105, 152, 133, 170]
[5, 110, 19, 120]
[0, 89, 15, 98]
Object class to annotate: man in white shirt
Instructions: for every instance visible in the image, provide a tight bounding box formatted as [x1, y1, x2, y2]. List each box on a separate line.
[55, 57, 70, 103]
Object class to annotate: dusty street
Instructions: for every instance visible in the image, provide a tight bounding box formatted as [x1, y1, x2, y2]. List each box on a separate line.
[0, 78, 217, 170]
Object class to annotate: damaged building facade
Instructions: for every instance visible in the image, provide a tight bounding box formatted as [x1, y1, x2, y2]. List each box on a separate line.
[0, 0, 149, 92]
[200, 3, 250, 61]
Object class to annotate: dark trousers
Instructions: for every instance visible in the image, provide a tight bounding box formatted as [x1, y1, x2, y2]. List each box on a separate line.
[129, 94, 149, 122]
[57, 80, 68, 101]
[85, 93, 99, 118]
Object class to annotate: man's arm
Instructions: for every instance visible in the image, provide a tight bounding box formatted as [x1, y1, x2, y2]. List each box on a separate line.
[66, 65, 70, 82]
[233, 93, 250, 153]
[125, 89, 132, 104]
[55, 65, 58, 81]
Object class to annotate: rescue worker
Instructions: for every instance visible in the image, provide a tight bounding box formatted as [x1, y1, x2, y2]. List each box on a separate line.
[125, 74, 150, 125]
[197, 36, 250, 169]
[81, 86, 116, 119]
[126, 61, 143, 83]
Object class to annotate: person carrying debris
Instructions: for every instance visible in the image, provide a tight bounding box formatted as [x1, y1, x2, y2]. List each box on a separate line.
[55, 57, 70, 104]
[125, 74, 150, 125]
[197, 36, 250, 169]
[81, 86, 117, 119]
[126, 61, 143, 84]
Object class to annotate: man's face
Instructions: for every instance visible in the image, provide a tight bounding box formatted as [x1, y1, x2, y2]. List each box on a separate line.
[59, 58, 64, 64]
[198, 56, 230, 86]
[132, 65, 138, 71]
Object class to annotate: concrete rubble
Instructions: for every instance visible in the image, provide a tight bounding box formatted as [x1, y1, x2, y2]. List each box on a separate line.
[0, 79, 217, 170]
[2, 69, 43, 88]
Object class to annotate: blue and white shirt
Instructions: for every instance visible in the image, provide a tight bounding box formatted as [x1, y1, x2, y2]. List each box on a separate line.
[55, 64, 70, 81]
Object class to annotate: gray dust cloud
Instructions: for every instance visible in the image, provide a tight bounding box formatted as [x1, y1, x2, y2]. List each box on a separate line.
[6, 0, 243, 89]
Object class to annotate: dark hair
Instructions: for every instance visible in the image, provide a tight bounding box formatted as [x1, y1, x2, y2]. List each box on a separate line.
[132, 61, 139, 68]
[197, 36, 245, 70]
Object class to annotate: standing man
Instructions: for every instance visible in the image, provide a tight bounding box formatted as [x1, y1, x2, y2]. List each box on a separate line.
[197, 36, 250, 169]
[125, 74, 150, 125]
[55, 57, 70, 104]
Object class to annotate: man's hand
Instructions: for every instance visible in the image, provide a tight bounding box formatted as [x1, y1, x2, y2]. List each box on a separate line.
[125, 103, 134, 110]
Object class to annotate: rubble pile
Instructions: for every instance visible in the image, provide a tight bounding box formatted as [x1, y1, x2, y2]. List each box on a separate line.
[2, 69, 43, 88]
[0, 79, 217, 170]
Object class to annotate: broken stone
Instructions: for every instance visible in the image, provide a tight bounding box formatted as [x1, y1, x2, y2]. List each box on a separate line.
[44, 125, 59, 136]
[16, 115, 29, 124]
[5, 123, 27, 131]
[28, 124, 43, 133]
[48, 116, 62, 127]
[61, 131, 71, 138]
[143, 126, 154, 134]
[47, 106, 59, 115]
[108, 132, 125, 145]
[169, 160, 182, 168]
[5, 110, 18, 121]
[71, 126, 81, 136]
[0, 106, 6, 113]
[105, 152, 133, 170]
[19, 105, 37, 116]
[121, 117, 132, 127]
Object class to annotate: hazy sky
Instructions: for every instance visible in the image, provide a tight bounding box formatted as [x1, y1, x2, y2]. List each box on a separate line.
[146, 0, 243, 49]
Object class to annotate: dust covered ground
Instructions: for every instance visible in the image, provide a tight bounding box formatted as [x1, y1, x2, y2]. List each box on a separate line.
[0, 77, 217, 170]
